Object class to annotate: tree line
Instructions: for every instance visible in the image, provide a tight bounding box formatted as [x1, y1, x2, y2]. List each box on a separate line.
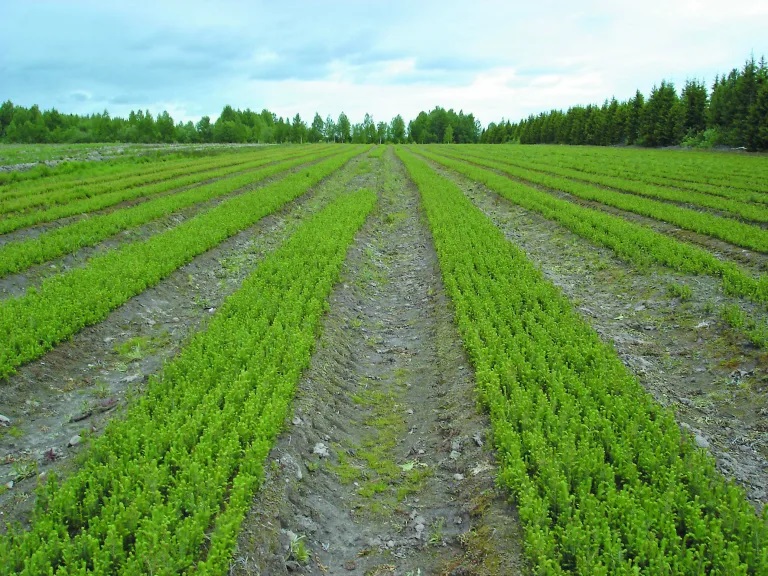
[0, 101, 481, 145]
[482, 56, 768, 151]
[3, 55, 765, 150]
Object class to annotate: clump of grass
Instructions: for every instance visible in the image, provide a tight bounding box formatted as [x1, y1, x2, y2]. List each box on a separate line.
[288, 534, 310, 564]
[113, 332, 170, 360]
[721, 304, 768, 348]
[667, 282, 692, 301]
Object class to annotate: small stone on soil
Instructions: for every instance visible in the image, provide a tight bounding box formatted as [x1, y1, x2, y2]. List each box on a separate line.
[313, 442, 330, 457]
[695, 434, 710, 449]
[68, 435, 82, 447]
[0, 414, 11, 427]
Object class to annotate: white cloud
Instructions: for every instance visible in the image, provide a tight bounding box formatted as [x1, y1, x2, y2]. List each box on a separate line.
[1, 0, 765, 126]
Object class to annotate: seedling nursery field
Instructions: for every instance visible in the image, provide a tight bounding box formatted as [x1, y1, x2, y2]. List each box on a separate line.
[0, 143, 767, 575]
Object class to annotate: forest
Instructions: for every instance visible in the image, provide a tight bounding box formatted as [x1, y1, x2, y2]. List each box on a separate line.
[483, 57, 768, 150]
[0, 56, 766, 150]
[0, 102, 481, 147]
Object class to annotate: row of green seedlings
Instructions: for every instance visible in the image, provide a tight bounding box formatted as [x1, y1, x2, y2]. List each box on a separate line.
[448, 146, 768, 221]
[399, 147, 768, 575]
[0, 147, 264, 210]
[433, 147, 768, 252]
[0, 152, 183, 198]
[0, 148, 364, 381]
[0, 145, 265, 200]
[368, 146, 385, 158]
[416, 148, 768, 307]
[510, 147, 768, 204]
[497, 145, 768, 197]
[0, 146, 322, 235]
[0, 147, 344, 278]
[0, 189, 377, 575]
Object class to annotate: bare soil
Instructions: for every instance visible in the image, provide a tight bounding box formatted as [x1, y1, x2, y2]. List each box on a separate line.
[420, 155, 768, 508]
[232, 150, 527, 576]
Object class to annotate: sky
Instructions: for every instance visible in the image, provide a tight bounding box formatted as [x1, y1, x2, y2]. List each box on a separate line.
[1, 0, 766, 127]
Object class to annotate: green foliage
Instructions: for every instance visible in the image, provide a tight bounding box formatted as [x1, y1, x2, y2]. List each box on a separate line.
[721, 304, 768, 348]
[666, 283, 693, 301]
[309, 112, 324, 143]
[407, 106, 481, 143]
[681, 127, 721, 148]
[337, 111, 351, 143]
[399, 146, 768, 574]
[0, 188, 376, 574]
[0, 149, 279, 233]
[499, 54, 768, 150]
[289, 534, 311, 564]
[390, 114, 407, 143]
[437, 146, 768, 246]
[443, 124, 454, 144]
[640, 80, 684, 147]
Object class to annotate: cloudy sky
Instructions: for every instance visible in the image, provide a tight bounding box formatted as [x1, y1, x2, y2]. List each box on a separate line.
[1, 0, 766, 127]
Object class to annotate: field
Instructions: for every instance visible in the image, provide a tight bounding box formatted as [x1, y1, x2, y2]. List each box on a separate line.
[0, 143, 767, 575]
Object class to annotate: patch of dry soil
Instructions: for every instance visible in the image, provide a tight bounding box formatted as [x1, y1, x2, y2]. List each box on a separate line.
[232, 150, 527, 576]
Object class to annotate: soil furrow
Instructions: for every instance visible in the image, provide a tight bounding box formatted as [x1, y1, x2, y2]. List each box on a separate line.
[233, 150, 526, 575]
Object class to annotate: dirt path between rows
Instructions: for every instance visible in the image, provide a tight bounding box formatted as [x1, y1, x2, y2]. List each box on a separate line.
[232, 150, 527, 576]
[0, 153, 372, 529]
[420, 155, 768, 508]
